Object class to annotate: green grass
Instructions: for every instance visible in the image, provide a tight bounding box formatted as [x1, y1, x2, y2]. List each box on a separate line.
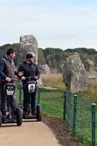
[77, 84, 97, 103]
[39, 88, 64, 120]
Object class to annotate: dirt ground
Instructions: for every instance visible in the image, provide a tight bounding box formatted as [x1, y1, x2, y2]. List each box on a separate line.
[43, 117, 83, 146]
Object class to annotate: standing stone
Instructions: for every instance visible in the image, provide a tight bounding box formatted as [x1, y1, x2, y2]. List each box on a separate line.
[84, 59, 94, 72]
[63, 53, 87, 93]
[17, 34, 42, 86]
[39, 64, 50, 74]
[17, 35, 38, 65]
[57, 64, 64, 73]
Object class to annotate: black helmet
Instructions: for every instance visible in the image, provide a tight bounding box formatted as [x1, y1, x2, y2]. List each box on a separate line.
[26, 52, 36, 59]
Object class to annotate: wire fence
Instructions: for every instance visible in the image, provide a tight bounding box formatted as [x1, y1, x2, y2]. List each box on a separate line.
[64, 90, 97, 146]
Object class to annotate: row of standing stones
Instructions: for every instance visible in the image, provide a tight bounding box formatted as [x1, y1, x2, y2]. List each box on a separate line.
[18, 34, 95, 93]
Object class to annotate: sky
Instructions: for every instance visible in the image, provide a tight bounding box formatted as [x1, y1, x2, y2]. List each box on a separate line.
[0, 0, 97, 50]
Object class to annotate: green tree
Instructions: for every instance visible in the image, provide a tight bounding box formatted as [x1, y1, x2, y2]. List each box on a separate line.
[38, 48, 46, 65]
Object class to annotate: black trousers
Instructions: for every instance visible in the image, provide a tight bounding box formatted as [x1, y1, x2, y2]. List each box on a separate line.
[0, 84, 17, 116]
[23, 83, 37, 113]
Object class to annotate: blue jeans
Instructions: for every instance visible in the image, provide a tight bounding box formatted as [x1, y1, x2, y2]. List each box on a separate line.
[23, 83, 37, 113]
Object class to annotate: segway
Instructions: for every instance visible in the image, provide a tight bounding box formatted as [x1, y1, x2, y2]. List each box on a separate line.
[20, 76, 42, 121]
[0, 80, 23, 126]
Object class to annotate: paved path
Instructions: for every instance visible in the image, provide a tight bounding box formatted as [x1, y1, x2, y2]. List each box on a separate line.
[0, 121, 61, 146]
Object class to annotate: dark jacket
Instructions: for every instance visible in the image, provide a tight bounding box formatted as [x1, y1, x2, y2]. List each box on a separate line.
[18, 61, 40, 82]
[0, 54, 15, 80]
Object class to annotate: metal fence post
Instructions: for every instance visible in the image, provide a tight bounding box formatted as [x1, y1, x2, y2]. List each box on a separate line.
[63, 90, 67, 121]
[92, 103, 96, 146]
[72, 95, 77, 136]
[37, 88, 40, 104]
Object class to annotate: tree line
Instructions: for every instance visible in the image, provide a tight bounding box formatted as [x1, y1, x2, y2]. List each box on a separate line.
[0, 44, 97, 71]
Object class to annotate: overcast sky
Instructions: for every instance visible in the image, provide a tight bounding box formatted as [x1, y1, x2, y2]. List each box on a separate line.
[0, 0, 97, 50]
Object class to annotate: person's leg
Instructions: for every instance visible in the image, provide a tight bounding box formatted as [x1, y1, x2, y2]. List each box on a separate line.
[31, 87, 37, 114]
[0, 84, 2, 111]
[10, 95, 18, 114]
[1, 84, 6, 117]
[23, 84, 29, 114]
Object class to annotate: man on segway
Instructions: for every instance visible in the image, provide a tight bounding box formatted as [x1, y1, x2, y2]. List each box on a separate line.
[18, 52, 40, 118]
[0, 48, 23, 123]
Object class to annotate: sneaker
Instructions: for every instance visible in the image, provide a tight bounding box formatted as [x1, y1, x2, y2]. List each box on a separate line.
[32, 110, 36, 115]
[2, 114, 7, 123]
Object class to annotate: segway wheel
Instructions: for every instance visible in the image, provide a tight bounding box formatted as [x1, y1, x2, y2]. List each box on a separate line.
[36, 104, 42, 121]
[16, 107, 22, 126]
[0, 111, 2, 127]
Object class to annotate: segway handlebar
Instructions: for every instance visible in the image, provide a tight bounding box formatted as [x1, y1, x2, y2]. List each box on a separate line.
[2, 79, 18, 83]
[21, 76, 37, 81]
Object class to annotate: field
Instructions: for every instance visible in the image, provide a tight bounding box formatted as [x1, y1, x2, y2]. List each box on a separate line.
[40, 73, 65, 90]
